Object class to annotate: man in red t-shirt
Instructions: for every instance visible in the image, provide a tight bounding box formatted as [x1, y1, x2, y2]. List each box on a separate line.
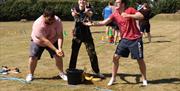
[84, 0, 147, 86]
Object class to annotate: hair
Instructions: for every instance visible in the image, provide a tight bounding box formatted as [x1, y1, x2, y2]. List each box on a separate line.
[109, 0, 114, 6]
[43, 7, 55, 18]
[121, 0, 128, 6]
[143, 2, 151, 9]
[136, 0, 142, 4]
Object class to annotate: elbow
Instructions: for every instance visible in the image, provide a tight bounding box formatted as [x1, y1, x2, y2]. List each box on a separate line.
[36, 36, 47, 44]
[40, 40, 47, 45]
[140, 15, 144, 19]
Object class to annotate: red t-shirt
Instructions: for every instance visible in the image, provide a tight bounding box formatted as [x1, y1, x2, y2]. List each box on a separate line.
[109, 7, 142, 40]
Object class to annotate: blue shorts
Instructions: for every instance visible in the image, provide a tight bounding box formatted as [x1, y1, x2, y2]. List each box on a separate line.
[115, 38, 144, 59]
[29, 40, 58, 60]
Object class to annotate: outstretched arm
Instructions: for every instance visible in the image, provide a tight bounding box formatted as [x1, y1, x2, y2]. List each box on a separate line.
[84, 17, 112, 26]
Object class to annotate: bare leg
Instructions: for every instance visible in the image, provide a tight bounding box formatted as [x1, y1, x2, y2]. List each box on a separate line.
[28, 57, 38, 75]
[113, 30, 118, 44]
[137, 59, 147, 85]
[105, 26, 110, 39]
[54, 55, 64, 73]
[147, 32, 151, 43]
[54, 55, 67, 81]
[108, 54, 120, 86]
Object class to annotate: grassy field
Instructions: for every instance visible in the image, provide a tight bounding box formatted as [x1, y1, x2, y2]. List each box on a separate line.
[0, 14, 180, 91]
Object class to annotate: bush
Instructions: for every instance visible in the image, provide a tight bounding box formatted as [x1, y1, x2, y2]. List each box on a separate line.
[0, 0, 179, 21]
[0, 0, 108, 21]
[151, 0, 178, 14]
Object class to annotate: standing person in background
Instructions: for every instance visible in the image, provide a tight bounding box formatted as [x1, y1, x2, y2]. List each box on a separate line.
[136, 0, 143, 11]
[26, 8, 67, 82]
[139, 2, 152, 43]
[135, 0, 143, 30]
[102, 0, 114, 39]
[69, 0, 105, 78]
[84, 0, 148, 86]
[103, 0, 120, 44]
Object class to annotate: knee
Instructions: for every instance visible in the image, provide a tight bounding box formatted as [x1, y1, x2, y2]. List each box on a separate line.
[112, 54, 120, 64]
[29, 57, 38, 61]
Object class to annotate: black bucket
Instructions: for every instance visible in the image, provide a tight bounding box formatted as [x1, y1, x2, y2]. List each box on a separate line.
[66, 69, 84, 85]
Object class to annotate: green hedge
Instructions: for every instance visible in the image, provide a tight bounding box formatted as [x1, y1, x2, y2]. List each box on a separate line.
[0, 0, 108, 21]
[0, 0, 179, 21]
[151, 0, 178, 14]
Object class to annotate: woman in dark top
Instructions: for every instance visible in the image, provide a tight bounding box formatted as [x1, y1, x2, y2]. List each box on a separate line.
[139, 3, 152, 43]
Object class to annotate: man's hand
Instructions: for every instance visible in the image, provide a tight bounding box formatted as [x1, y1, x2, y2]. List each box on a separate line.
[55, 49, 64, 57]
[84, 7, 90, 14]
[71, 8, 79, 17]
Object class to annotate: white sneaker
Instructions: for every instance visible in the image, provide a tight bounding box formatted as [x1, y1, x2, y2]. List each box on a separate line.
[142, 80, 148, 86]
[26, 74, 33, 82]
[107, 78, 116, 86]
[95, 73, 105, 78]
[59, 73, 67, 81]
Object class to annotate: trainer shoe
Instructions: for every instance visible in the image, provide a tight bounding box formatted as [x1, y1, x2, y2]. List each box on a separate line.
[107, 78, 116, 86]
[94, 73, 105, 79]
[59, 73, 67, 81]
[26, 74, 33, 82]
[142, 80, 148, 86]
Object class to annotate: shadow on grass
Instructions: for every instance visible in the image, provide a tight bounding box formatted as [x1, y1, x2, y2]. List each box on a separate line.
[103, 73, 141, 84]
[148, 78, 180, 84]
[144, 40, 171, 44]
[34, 75, 94, 85]
[91, 31, 105, 34]
[34, 75, 61, 80]
[151, 35, 165, 38]
[34, 73, 180, 85]
[103, 73, 180, 84]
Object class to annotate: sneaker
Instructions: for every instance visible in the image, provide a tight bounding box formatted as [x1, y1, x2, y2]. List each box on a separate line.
[59, 73, 67, 81]
[142, 80, 148, 86]
[26, 74, 33, 82]
[107, 78, 116, 86]
[94, 73, 105, 79]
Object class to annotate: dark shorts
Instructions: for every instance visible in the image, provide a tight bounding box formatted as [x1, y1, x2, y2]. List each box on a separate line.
[140, 23, 150, 33]
[29, 40, 58, 60]
[106, 22, 119, 30]
[115, 38, 144, 59]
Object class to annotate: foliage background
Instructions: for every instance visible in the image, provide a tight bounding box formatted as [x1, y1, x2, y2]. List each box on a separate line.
[0, 0, 179, 21]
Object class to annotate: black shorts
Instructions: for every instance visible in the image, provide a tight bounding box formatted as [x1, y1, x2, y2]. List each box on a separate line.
[115, 38, 144, 59]
[140, 23, 150, 33]
[29, 40, 58, 60]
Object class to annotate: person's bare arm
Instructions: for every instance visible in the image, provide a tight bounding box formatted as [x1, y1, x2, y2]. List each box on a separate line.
[36, 36, 63, 57]
[71, 8, 79, 17]
[84, 8, 93, 17]
[83, 17, 112, 26]
[121, 12, 144, 20]
[36, 36, 57, 51]
[57, 21, 64, 57]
